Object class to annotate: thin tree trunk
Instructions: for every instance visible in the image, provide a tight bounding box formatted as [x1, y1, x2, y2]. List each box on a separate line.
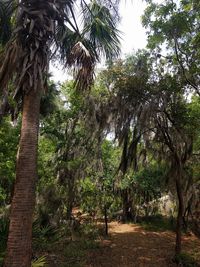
[66, 203, 73, 221]
[122, 190, 129, 222]
[175, 168, 184, 256]
[66, 175, 75, 220]
[66, 194, 73, 221]
[104, 205, 108, 236]
[4, 88, 41, 267]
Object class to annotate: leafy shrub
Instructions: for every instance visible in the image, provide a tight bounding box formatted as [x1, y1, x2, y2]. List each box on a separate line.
[80, 222, 100, 240]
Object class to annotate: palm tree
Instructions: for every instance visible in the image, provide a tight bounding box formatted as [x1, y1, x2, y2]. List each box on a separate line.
[0, 0, 120, 266]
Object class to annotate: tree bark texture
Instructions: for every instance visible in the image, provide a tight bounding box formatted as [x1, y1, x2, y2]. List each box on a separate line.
[122, 190, 129, 222]
[175, 165, 184, 256]
[4, 89, 41, 267]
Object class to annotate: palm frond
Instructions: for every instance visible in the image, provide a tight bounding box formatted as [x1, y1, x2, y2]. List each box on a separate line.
[66, 41, 96, 91]
[82, 1, 121, 59]
[0, 0, 121, 98]
[31, 256, 46, 267]
[55, 24, 96, 91]
[0, 0, 56, 98]
[56, 1, 121, 91]
[55, 24, 80, 63]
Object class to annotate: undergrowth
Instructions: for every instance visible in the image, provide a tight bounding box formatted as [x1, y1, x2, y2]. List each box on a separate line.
[0, 217, 101, 267]
[61, 239, 99, 267]
[0, 217, 9, 267]
[174, 252, 200, 267]
[138, 214, 176, 232]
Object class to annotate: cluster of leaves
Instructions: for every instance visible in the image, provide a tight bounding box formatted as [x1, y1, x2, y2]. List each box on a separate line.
[0, 118, 19, 207]
[79, 139, 121, 216]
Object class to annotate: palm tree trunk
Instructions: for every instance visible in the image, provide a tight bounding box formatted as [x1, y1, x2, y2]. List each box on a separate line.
[4, 88, 41, 267]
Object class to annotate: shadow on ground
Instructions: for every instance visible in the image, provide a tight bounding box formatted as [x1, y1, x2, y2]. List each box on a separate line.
[86, 222, 200, 267]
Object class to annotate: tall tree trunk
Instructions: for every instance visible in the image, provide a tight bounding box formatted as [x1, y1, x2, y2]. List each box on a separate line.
[4, 89, 41, 267]
[175, 165, 184, 256]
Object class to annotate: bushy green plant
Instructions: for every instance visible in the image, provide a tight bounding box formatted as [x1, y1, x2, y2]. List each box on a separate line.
[80, 222, 100, 240]
[32, 220, 61, 250]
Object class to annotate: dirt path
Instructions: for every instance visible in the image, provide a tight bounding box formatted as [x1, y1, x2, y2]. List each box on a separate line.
[86, 222, 200, 267]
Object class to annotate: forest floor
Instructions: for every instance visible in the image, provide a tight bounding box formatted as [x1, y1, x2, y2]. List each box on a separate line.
[44, 218, 200, 267]
[85, 222, 200, 267]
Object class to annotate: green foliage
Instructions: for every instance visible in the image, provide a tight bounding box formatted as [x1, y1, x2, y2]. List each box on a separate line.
[174, 252, 199, 267]
[119, 164, 166, 203]
[32, 220, 61, 251]
[80, 140, 120, 216]
[0, 217, 9, 266]
[139, 215, 176, 232]
[31, 256, 46, 267]
[80, 177, 98, 214]
[0, 0, 15, 46]
[38, 136, 56, 186]
[134, 165, 166, 197]
[1, 2, 200, 262]
[0, 118, 20, 206]
[188, 97, 200, 139]
[142, 0, 200, 94]
[40, 80, 60, 118]
[80, 222, 101, 240]
[62, 239, 99, 267]
[82, 0, 121, 59]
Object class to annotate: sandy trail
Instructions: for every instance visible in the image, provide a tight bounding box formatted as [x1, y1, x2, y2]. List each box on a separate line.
[86, 222, 200, 267]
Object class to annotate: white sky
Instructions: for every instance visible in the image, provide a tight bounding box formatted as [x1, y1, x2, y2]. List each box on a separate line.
[50, 0, 147, 82]
[119, 0, 147, 55]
